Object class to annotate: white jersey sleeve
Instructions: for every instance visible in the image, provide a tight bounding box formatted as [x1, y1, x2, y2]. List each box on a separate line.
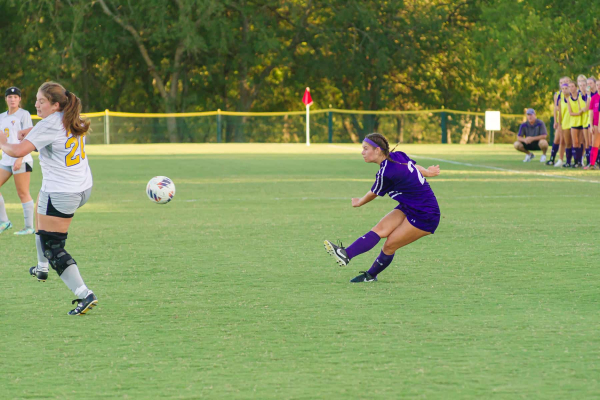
[25, 114, 63, 151]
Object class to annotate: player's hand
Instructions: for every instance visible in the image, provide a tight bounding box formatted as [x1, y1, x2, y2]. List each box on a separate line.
[524, 137, 532, 144]
[428, 165, 440, 176]
[13, 159, 22, 172]
[18, 127, 32, 141]
[0, 133, 6, 146]
[351, 198, 362, 207]
[554, 121, 558, 129]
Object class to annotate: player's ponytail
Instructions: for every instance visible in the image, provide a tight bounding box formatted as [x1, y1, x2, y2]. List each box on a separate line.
[39, 81, 90, 137]
[364, 133, 399, 163]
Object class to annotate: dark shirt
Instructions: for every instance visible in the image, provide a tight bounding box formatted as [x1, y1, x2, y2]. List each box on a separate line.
[371, 151, 440, 214]
[518, 119, 547, 138]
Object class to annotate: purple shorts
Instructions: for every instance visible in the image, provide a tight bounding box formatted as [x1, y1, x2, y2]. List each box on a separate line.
[394, 203, 441, 234]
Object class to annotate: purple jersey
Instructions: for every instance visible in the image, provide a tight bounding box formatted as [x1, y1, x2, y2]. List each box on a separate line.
[370, 151, 440, 214]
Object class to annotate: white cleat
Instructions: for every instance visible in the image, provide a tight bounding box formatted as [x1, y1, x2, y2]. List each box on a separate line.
[540, 155, 547, 163]
[554, 159, 564, 168]
[523, 153, 534, 162]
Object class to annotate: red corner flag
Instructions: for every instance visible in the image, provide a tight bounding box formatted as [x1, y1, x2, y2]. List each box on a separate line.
[302, 87, 313, 107]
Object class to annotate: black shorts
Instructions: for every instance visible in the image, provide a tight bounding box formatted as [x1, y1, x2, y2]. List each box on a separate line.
[523, 141, 541, 151]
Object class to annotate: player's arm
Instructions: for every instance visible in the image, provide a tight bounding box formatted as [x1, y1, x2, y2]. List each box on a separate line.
[351, 191, 377, 208]
[0, 135, 36, 158]
[416, 164, 440, 177]
[567, 100, 580, 116]
[553, 94, 559, 129]
[18, 127, 33, 141]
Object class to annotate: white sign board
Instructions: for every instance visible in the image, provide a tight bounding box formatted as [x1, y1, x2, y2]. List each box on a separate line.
[485, 111, 501, 131]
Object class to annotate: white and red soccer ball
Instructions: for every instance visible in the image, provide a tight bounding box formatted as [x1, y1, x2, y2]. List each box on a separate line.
[146, 176, 176, 204]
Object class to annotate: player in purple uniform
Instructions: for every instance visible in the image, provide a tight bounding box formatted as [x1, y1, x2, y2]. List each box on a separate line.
[324, 133, 441, 283]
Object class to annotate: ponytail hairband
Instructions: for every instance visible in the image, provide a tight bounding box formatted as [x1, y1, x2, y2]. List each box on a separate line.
[363, 137, 380, 149]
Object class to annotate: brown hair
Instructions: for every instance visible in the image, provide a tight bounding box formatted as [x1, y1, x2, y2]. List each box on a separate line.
[38, 81, 90, 136]
[364, 133, 398, 163]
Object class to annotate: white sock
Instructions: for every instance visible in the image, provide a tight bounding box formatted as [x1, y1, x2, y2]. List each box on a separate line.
[60, 264, 92, 298]
[35, 234, 49, 271]
[22, 200, 34, 229]
[0, 195, 9, 223]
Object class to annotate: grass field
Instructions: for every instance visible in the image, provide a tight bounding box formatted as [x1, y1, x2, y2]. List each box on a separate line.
[1, 143, 599, 399]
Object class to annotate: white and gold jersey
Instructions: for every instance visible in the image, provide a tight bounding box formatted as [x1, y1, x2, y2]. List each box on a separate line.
[25, 111, 92, 193]
[0, 108, 34, 167]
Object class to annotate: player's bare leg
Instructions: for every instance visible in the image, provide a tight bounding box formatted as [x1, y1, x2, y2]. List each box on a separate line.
[13, 171, 34, 235]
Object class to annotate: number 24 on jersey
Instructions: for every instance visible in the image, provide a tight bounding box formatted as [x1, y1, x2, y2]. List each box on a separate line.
[65, 135, 86, 167]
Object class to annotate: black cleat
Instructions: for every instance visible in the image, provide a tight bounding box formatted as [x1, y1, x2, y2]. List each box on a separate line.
[350, 271, 377, 283]
[572, 162, 582, 168]
[545, 159, 555, 166]
[324, 239, 350, 266]
[562, 162, 571, 168]
[29, 265, 48, 282]
[68, 293, 98, 316]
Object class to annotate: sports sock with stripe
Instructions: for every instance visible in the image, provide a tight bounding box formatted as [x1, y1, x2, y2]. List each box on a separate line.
[345, 231, 381, 260]
[367, 250, 395, 278]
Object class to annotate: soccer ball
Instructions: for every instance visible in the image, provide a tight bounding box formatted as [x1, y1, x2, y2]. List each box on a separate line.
[146, 176, 176, 204]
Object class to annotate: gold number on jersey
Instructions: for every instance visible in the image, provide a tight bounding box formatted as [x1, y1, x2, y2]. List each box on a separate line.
[65, 135, 86, 167]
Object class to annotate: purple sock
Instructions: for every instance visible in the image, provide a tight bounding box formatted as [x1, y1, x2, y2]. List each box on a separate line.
[550, 143, 559, 161]
[587, 146, 591, 164]
[367, 250, 395, 277]
[345, 231, 381, 260]
[575, 146, 583, 164]
[572, 147, 578, 164]
[566, 148, 572, 164]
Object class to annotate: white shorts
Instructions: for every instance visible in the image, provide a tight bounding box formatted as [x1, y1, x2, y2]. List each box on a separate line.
[0, 162, 33, 175]
[37, 188, 92, 219]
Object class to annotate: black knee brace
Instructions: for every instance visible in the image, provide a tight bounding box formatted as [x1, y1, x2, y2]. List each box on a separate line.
[37, 230, 76, 276]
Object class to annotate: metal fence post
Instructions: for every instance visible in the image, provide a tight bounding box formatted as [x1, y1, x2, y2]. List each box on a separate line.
[328, 105, 333, 143]
[217, 109, 222, 143]
[104, 109, 110, 145]
[441, 111, 448, 144]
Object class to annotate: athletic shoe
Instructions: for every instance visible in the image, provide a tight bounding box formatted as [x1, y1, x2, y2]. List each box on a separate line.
[350, 271, 377, 283]
[523, 153, 534, 162]
[553, 159, 564, 168]
[572, 162, 582, 168]
[0, 221, 12, 234]
[585, 164, 597, 170]
[546, 159, 555, 165]
[14, 227, 35, 235]
[68, 293, 98, 316]
[540, 155, 547, 163]
[29, 265, 49, 282]
[562, 162, 571, 168]
[324, 239, 350, 266]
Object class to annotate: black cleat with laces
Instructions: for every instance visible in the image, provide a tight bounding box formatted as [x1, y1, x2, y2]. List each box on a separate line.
[68, 292, 98, 316]
[545, 159, 554, 165]
[350, 271, 377, 283]
[29, 265, 48, 282]
[324, 239, 350, 266]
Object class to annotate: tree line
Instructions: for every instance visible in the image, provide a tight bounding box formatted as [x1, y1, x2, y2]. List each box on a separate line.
[1, 0, 599, 142]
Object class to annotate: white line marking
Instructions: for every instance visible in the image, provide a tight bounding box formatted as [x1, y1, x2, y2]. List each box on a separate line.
[410, 155, 600, 184]
[327, 146, 600, 184]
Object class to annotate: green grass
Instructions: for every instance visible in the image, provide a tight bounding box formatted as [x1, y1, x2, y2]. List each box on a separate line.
[1, 144, 599, 399]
